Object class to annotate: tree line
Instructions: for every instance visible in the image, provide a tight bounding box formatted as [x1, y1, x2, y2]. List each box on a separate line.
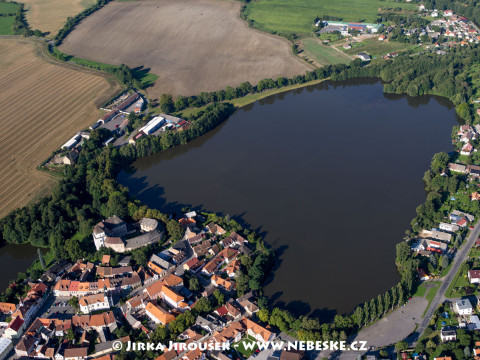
[54, 0, 112, 46]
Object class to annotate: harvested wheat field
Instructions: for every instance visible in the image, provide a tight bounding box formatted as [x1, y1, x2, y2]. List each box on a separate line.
[22, 0, 95, 36]
[0, 38, 121, 218]
[59, 0, 310, 97]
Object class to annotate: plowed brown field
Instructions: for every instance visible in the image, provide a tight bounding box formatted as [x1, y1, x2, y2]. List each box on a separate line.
[0, 38, 121, 218]
[58, 0, 311, 98]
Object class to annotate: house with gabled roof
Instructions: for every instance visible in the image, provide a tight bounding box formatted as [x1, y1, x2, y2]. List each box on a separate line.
[14, 335, 35, 357]
[148, 254, 174, 276]
[64, 346, 88, 360]
[79, 293, 112, 314]
[207, 223, 226, 236]
[145, 302, 176, 325]
[239, 299, 259, 315]
[182, 348, 205, 360]
[162, 274, 184, 291]
[440, 329, 456, 342]
[145, 280, 164, 299]
[4, 316, 25, 339]
[469, 270, 480, 284]
[461, 142, 474, 156]
[209, 321, 244, 347]
[242, 318, 276, 342]
[196, 315, 224, 333]
[193, 241, 212, 258]
[224, 259, 241, 278]
[155, 349, 178, 360]
[72, 311, 117, 332]
[211, 275, 234, 292]
[221, 232, 247, 248]
[430, 229, 452, 242]
[448, 163, 468, 173]
[0, 302, 16, 314]
[162, 286, 189, 311]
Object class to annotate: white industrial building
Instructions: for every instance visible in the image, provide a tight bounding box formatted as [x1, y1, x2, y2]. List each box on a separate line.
[139, 116, 165, 135]
[61, 134, 81, 150]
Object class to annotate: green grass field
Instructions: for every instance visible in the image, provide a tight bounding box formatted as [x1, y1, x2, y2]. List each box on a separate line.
[344, 38, 415, 57]
[243, 0, 417, 35]
[423, 282, 440, 317]
[0, 1, 19, 15]
[0, 16, 14, 34]
[301, 38, 352, 65]
[413, 284, 427, 297]
[445, 264, 470, 298]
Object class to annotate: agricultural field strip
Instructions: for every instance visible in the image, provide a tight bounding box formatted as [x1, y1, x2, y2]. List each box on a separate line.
[0, 72, 105, 211]
[58, 0, 310, 97]
[0, 39, 117, 217]
[21, 0, 96, 35]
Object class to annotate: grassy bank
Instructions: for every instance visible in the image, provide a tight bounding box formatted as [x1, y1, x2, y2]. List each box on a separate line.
[177, 78, 327, 118]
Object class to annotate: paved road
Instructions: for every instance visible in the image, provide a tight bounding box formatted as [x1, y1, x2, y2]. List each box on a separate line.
[407, 220, 480, 344]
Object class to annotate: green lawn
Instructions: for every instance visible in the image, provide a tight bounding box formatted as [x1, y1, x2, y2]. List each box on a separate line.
[301, 38, 352, 65]
[435, 307, 458, 329]
[0, 2, 19, 15]
[176, 78, 327, 119]
[445, 263, 470, 298]
[132, 68, 159, 88]
[413, 284, 428, 297]
[235, 336, 257, 358]
[423, 283, 440, 316]
[243, 0, 417, 35]
[0, 16, 14, 35]
[344, 38, 415, 57]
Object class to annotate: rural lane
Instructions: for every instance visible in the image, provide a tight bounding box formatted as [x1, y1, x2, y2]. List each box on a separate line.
[407, 219, 480, 344]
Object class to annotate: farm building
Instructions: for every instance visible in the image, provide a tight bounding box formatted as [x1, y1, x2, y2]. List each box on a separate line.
[358, 53, 371, 61]
[98, 109, 119, 124]
[139, 116, 165, 135]
[134, 99, 144, 114]
[129, 132, 144, 145]
[319, 24, 348, 36]
[62, 134, 81, 150]
[322, 21, 383, 35]
[103, 137, 115, 147]
[116, 93, 140, 112]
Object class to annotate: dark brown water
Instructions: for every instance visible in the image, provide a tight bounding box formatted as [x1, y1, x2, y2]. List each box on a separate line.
[118, 79, 458, 317]
[0, 243, 40, 289]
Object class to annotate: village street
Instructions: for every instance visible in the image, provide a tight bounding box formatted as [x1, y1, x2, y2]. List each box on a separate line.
[407, 218, 480, 344]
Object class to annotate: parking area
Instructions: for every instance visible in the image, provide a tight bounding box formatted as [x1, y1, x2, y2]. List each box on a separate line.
[100, 114, 128, 132]
[38, 296, 77, 319]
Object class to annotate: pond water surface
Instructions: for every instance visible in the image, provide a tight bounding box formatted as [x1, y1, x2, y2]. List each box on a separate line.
[118, 79, 459, 318]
